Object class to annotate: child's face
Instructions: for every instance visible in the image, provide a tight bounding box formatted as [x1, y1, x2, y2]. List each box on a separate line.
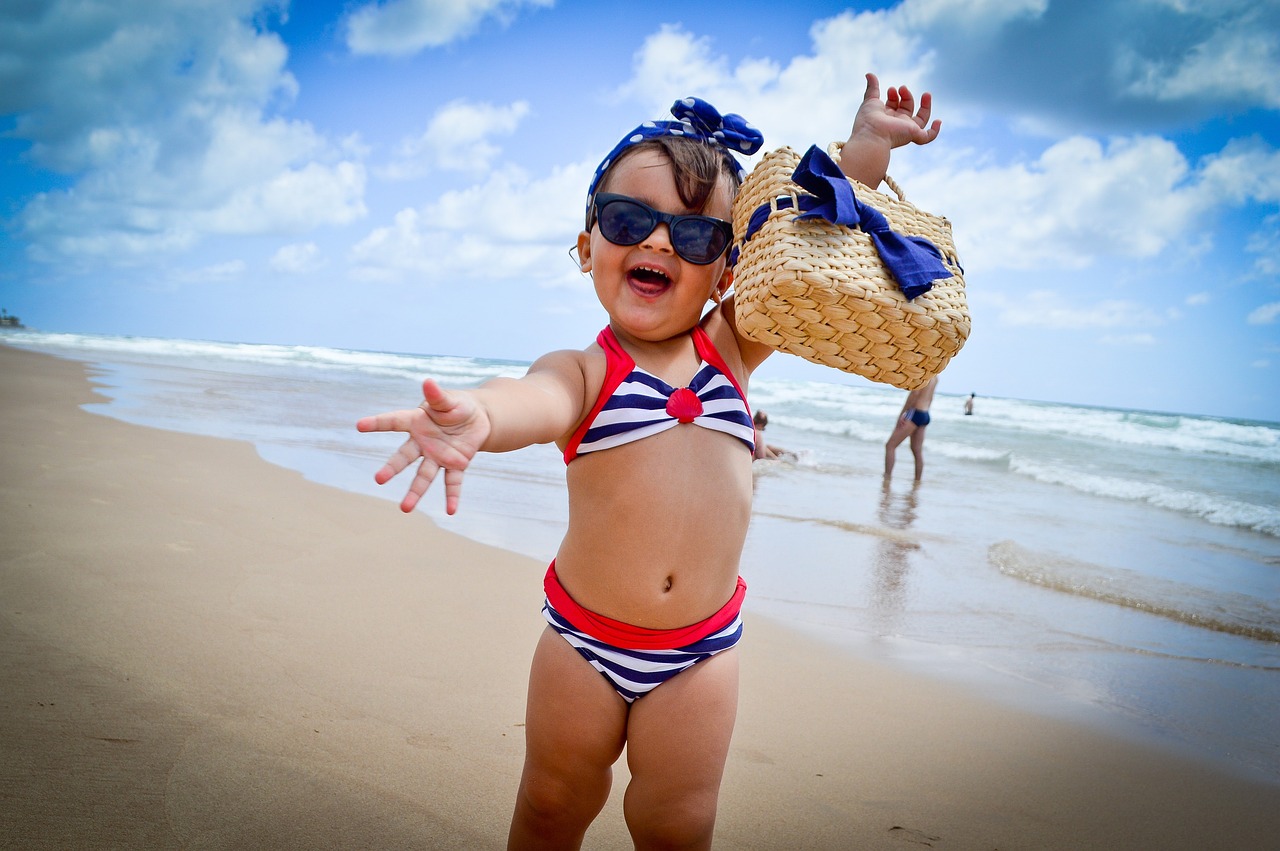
[577, 149, 734, 344]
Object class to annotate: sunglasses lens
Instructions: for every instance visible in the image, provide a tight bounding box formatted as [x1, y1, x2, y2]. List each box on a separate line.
[672, 219, 727, 265]
[595, 195, 729, 265]
[599, 199, 655, 246]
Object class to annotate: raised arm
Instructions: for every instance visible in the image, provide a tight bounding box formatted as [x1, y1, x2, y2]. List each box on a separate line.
[838, 72, 941, 188]
[356, 349, 586, 514]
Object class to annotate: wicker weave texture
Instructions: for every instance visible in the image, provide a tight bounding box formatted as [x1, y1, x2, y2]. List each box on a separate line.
[731, 145, 969, 390]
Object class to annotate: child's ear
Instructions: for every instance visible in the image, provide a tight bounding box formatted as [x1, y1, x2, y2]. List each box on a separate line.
[711, 266, 733, 301]
[576, 231, 592, 274]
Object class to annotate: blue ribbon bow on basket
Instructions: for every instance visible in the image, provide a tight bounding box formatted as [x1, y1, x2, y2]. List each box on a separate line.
[736, 145, 952, 300]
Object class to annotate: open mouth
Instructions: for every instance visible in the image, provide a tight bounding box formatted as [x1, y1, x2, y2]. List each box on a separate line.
[627, 264, 672, 296]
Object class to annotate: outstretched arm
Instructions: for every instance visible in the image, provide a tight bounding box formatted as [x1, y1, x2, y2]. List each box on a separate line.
[838, 72, 941, 188]
[356, 350, 586, 515]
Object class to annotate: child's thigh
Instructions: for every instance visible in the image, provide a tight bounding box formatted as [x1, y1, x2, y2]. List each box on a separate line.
[523, 627, 629, 777]
[624, 648, 740, 793]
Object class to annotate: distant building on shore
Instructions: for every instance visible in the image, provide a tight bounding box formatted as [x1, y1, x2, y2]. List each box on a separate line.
[0, 309, 23, 329]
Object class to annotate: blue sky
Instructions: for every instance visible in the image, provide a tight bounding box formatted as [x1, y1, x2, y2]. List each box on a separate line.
[2, 0, 1278, 421]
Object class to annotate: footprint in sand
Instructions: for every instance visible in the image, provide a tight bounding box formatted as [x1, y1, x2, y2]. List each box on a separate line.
[889, 825, 941, 846]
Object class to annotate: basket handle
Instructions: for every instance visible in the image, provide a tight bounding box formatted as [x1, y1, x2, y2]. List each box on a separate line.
[825, 141, 906, 202]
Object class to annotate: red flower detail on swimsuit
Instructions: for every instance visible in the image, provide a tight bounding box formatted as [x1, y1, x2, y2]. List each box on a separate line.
[666, 387, 703, 424]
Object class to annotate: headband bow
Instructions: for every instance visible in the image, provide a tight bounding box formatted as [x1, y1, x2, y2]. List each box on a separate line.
[587, 97, 764, 205]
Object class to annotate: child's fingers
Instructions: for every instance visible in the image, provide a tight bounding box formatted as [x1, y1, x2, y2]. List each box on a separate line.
[862, 72, 881, 104]
[399, 456, 441, 513]
[915, 91, 932, 126]
[443, 467, 464, 516]
[914, 92, 941, 143]
[420, 378, 457, 413]
[356, 409, 418, 434]
[373, 437, 422, 485]
[399, 458, 467, 515]
[894, 84, 915, 116]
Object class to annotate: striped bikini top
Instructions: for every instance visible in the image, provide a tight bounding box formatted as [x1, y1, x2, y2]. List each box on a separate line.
[563, 325, 755, 464]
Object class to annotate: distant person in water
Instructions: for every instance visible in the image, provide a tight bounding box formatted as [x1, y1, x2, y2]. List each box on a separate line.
[752, 409, 793, 461]
[884, 375, 938, 481]
[964, 393, 975, 416]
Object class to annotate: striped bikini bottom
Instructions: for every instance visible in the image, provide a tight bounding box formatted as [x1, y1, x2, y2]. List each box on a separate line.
[541, 562, 745, 703]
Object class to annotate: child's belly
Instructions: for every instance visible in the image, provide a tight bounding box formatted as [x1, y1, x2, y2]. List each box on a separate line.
[556, 433, 753, 628]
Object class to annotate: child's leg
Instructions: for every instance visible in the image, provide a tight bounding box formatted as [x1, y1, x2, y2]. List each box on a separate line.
[622, 648, 739, 851]
[508, 626, 628, 850]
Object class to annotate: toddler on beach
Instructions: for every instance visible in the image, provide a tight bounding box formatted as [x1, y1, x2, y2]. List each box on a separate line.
[358, 73, 941, 849]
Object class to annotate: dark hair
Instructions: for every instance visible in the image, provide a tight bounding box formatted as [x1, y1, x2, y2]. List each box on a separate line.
[586, 136, 742, 230]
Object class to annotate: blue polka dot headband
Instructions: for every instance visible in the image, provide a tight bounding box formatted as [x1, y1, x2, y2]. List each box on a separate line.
[587, 97, 765, 205]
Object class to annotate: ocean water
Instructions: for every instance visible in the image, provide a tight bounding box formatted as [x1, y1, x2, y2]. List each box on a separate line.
[5, 329, 1278, 784]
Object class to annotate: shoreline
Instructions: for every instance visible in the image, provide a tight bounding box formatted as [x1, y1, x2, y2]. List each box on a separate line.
[3, 345, 1277, 849]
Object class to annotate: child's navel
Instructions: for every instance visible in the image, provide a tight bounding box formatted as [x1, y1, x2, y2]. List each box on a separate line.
[664, 575, 673, 592]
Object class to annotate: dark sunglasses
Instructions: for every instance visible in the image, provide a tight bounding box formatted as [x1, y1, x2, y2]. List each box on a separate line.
[592, 193, 733, 265]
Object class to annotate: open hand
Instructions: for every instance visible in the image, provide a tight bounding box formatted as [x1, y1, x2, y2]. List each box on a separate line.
[837, 72, 942, 188]
[853, 72, 941, 150]
[355, 378, 491, 515]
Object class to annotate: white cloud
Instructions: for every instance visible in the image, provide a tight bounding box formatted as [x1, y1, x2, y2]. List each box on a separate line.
[1246, 214, 1280, 278]
[175, 260, 247, 284]
[202, 161, 367, 235]
[615, 25, 737, 114]
[270, 242, 323, 274]
[1, 1, 299, 170]
[918, 135, 1202, 272]
[1247, 302, 1280, 325]
[349, 161, 589, 286]
[1197, 138, 1280, 205]
[7, 1, 366, 266]
[345, 0, 553, 57]
[1116, 3, 1280, 108]
[852, 0, 1280, 136]
[987, 290, 1168, 330]
[898, 0, 1048, 30]
[1186, 292, 1211, 306]
[380, 100, 530, 180]
[615, 14, 935, 155]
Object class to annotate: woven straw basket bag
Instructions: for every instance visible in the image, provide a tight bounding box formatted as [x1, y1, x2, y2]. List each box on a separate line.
[731, 143, 969, 390]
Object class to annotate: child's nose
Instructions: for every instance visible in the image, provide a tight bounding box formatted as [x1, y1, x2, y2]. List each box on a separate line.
[641, 223, 675, 254]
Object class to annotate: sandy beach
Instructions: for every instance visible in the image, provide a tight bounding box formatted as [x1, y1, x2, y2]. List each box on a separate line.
[2, 344, 1277, 850]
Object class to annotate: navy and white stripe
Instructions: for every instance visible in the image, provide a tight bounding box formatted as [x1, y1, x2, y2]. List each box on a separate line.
[574, 362, 755, 456]
[562, 325, 755, 463]
[542, 598, 744, 703]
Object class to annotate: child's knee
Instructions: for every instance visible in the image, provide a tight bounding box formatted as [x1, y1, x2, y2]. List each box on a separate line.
[516, 766, 612, 830]
[623, 785, 719, 848]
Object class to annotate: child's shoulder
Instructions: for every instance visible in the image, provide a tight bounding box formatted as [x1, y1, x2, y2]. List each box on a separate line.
[527, 341, 608, 404]
[529, 343, 601, 380]
[703, 296, 772, 379]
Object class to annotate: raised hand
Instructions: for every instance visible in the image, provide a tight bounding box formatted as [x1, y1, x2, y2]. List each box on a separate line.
[355, 378, 491, 515]
[853, 72, 941, 149]
[838, 72, 942, 188]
